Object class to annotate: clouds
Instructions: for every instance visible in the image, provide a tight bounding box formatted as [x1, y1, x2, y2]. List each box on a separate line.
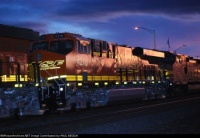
[54, 0, 200, 21]
[2, 0, 200, 23]
[0, 0, 200, 57]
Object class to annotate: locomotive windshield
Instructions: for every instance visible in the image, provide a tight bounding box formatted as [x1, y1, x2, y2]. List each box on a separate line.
[32, 42, 48, 51]
[50, 40, 74, 54]
[31, 40, 74, 54]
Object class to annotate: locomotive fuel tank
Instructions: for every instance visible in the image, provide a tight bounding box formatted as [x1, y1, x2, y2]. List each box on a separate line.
[107, 86, 146, 104]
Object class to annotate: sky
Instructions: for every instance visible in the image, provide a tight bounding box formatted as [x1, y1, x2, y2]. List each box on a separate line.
[1, 0, 200, 58]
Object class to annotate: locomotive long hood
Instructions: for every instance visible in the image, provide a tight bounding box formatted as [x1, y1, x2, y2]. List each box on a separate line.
[132, 47, 176, 65]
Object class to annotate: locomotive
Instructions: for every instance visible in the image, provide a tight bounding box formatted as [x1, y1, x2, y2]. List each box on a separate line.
[1, 32, 200, 118]
[0, 24, 41, 118]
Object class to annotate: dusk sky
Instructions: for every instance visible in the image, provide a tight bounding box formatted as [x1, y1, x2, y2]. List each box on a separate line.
[1, 0, 200, 58]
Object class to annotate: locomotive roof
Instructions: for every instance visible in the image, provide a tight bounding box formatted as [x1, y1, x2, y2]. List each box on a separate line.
[40, 32, 91, 42]
[0, 24, 39, 40]
[70, 33, 90, 42]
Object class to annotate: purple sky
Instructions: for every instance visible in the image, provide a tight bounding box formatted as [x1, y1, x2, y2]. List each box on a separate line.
[1, 0, 200, 58]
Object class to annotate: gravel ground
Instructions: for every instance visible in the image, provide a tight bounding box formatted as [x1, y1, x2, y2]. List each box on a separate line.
[1, 97, 199, 136]
[65, 101, 200, 134]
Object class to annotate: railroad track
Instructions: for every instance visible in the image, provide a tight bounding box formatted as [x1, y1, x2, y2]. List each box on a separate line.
[1, 93, 200, 134]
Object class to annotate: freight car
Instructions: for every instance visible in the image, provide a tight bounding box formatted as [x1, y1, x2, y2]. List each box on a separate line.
[0, 32, 200, 118]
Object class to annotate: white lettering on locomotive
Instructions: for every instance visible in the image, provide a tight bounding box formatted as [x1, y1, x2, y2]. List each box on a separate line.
[76, 58, 88, 67]
[38, 60, 64, 70]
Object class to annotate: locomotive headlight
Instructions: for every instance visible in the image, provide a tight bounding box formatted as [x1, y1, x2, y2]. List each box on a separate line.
[133, 81, 137, 84]
[14, 84, 22, 87]
[14, 84, 19, 87]
[60, 87, 64, 91]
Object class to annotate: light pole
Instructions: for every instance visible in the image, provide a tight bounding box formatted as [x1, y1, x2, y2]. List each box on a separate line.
[174, 44, 187, 54]
[134, 26, 156, 50]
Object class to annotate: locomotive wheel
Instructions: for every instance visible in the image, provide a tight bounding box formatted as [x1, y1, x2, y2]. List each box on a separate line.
[70, 103, 80, 112]
[15, 108, 26, 120]
[9, 108, 25, 120]
[16, 115, 26, 120]
[155, 94, 159, 100]
[86, 101, 94, 110]
[9, 108, 18, 118]
[43, 109, 52, 116]
[58, 110, 66, 115]
[147, 93, 151, 102]
[174, 87, 182, 97]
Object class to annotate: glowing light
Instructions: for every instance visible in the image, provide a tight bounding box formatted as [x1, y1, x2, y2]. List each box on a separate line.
[14, 84, 19, 87]
[133, 81, 137, 84]
[60, 75, 67, 78]
[48, 76, 59, 80]
[134, 26, 139, 30]
[60, 87, 64, 91]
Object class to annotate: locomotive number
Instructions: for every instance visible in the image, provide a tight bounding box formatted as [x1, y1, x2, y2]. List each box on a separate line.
[38, 60, 64, 70]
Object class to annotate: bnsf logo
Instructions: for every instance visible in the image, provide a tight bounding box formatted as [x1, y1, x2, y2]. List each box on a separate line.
[38, 60, 64, 70]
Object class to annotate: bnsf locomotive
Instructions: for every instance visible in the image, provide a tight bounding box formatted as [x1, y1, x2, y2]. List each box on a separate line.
[1, 32, 200, 118]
